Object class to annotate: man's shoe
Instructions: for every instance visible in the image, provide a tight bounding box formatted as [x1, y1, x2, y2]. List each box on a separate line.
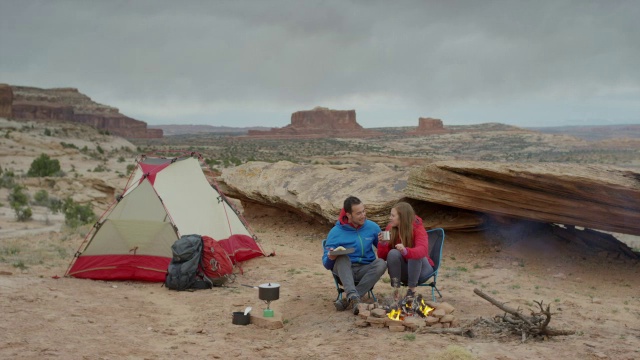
[334, 298, 348, 311]
[350, 296, 361, 315]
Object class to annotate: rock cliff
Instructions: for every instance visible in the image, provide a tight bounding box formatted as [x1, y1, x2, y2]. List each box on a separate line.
[4, 85, 161, 139]
[217, 161, 484, 230]
[0, 84, 13, 118]
[247, 106, 382, 138]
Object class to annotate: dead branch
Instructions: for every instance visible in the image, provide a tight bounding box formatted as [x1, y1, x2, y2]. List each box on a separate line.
[533, 300, 552, 330]
[416, 327, 475, 338]
[473, 288, 576, 339]
[473, 288, 534, 326]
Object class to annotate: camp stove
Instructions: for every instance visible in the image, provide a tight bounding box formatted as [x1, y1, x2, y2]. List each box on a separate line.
[258, 282, 280, 317]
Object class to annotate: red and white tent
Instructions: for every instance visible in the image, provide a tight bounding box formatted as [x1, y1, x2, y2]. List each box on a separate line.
[66, 152, 264, 282]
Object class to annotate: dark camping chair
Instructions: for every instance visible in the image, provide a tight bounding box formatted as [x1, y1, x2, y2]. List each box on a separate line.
[413, 228, 445, 302]
[322, 239, 377, 302]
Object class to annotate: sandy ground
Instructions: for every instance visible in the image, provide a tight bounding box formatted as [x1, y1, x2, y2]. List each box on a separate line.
[1, 208, 639, 360]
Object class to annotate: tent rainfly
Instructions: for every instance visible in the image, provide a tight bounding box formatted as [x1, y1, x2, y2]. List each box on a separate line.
[66, 152, 264, 282]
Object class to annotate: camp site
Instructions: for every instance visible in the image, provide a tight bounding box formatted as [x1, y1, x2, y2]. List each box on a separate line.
[1, 117, 639, 359]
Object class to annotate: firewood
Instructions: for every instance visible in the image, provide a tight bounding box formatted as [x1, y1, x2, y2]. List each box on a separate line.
[473, 288, 576, 340]
[416, 327, 475, 338]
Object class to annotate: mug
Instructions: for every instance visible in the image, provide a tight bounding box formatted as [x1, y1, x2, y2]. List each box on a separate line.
[381, 231, 390, 241]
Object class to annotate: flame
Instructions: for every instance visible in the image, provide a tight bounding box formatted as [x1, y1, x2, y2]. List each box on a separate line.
[387, 308, 402, 321]
[419, 298, 434, 317]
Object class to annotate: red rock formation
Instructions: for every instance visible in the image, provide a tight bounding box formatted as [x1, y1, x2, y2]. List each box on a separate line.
[7, 85, 162, 139]
[248, 106, 382, 138]
[0, 84, 13, 118]
[406, 117, 449, 135]
[73, 113, 163, 138]
[291, 108, 361, 130]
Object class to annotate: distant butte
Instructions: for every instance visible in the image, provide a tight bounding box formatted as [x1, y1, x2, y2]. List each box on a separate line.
[247, 106, 382, 139]
[0, 83, 162, 139]
[406, 117, 449, 135]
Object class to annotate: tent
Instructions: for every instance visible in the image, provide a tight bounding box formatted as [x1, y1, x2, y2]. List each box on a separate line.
[66, 152, 265, 282]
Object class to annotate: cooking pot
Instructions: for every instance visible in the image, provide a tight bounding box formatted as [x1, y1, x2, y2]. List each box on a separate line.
[258, 282, 280, 301]
[232, 311, 250, 325]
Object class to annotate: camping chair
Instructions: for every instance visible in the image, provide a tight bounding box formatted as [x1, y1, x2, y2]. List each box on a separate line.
[402, 228, 445, 302]
[322, 240, 377, 303]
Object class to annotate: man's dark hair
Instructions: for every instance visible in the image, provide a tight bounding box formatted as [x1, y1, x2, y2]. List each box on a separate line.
[343, 196, 362, 214]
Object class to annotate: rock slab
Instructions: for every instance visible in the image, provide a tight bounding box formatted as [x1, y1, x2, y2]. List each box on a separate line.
[405, 161, 640, 236]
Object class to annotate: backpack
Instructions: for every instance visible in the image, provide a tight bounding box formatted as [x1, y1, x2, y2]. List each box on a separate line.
[200, 235, 234, 286]
[165, 234, 213, 291]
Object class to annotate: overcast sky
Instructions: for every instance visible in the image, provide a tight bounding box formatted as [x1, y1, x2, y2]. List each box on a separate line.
[1, 1, 639, 128]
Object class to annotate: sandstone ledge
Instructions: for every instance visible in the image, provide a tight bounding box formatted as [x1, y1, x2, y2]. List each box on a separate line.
[405, 161, 640, 236]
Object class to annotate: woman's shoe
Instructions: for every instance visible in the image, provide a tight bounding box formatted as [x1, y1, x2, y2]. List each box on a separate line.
[405, 289, 416, 299]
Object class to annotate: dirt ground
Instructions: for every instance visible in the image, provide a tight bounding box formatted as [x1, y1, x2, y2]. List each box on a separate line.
[1, 207, 639, 360]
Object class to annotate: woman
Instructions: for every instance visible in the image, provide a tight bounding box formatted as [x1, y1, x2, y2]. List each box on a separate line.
[377, 202, 434, 300]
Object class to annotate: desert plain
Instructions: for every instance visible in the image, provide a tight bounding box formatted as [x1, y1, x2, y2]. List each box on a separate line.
[1, 118, 639, 359]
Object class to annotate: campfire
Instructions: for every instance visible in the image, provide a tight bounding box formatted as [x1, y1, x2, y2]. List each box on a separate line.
[354, 291, 459, 333]
[386, 294, 434, 321]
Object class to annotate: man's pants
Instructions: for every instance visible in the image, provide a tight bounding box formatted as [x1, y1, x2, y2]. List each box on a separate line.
[332, 256, 386, 299]
[386, 249, 433, 288]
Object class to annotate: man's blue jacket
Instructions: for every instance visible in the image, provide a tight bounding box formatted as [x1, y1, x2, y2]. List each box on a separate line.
[322, 210, 381, 270]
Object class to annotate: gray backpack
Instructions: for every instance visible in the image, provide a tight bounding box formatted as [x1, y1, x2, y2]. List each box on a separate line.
[164, 234, 213, 291]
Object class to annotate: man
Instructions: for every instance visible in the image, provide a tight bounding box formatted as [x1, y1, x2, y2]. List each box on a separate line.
[322, 196, 387, 315]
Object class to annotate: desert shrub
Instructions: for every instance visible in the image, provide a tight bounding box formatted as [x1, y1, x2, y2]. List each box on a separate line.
[60, 142, 78, 149]
[33, 189, 49, 206]
[44, 128, 52, 136]
[126, 164, 136, 174]
[9, 185, 32, 221]
[27, 154, 61, 177]
[0, 167, 16, 189]
[93, 164, 107, 172]
[48, 197, 63, 214]
[61, 197, 97, 228]
[117, 156, 125, 163]
[32, 189, 61, 213]
[205, 158, 221, 166]
[96, 145, 104, 154]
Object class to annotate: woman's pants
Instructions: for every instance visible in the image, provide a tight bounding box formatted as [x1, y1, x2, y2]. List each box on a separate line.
[386, 249, 434, 288]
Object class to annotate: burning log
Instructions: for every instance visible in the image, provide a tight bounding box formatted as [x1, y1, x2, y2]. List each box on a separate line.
[473, 288, 576, 341]
[384, 294, 435, 321]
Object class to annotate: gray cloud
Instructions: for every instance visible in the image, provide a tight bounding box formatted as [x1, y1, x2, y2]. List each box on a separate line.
[1, 0, 639, 127]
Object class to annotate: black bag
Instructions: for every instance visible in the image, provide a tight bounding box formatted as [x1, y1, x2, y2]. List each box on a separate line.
[164, 234, 213, 291]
